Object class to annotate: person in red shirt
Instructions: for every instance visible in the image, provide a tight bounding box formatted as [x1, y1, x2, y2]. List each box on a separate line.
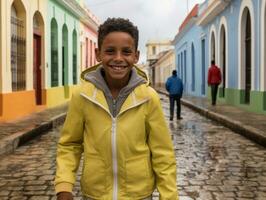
[208, 60, 221, 105]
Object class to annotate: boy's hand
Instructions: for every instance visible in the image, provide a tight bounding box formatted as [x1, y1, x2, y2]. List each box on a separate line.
[57, 192, 73, 200]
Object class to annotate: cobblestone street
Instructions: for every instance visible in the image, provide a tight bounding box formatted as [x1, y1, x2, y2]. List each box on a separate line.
[1, 94, 266, 200]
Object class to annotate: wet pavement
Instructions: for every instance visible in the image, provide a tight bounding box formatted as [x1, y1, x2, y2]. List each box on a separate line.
[156, 87, 266, 147]
[0, 104, 67, 156]
[1, 94, 266, 200]
[0, 104, 67, 141]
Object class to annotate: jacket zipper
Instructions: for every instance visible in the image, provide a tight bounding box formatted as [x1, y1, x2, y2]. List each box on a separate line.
[80, 92, 149, 199]
[111, 117, 118, 200]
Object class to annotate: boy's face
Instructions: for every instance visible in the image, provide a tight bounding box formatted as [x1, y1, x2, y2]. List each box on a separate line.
[95, 31, 139, 83]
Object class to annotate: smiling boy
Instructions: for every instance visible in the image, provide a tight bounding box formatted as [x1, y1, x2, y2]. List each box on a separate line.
[55, 18, 178, 200]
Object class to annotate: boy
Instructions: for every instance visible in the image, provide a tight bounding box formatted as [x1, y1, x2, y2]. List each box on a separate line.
[55, 18, 178, 200]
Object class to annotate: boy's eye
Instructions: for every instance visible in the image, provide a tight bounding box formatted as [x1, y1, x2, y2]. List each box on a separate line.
[105, 49, 115, 54]
[123, 49, 133, 55]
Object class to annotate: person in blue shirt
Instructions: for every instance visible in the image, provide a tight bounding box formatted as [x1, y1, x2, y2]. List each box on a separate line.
[165, 70, 183, 120]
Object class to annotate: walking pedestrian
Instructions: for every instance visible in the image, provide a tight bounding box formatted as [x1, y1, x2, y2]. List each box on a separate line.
[208, 60, 221, 105]
[55, 18, 178, 200]
[165, 70, 183, 120]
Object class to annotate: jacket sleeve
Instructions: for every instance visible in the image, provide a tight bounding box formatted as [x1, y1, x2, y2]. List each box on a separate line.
[180, 80, 183, 97]
[165, 78, 170, 92]
[54, 91, 84, 194]
[146, 89, 178, 200]
[208, 68, 211, 85]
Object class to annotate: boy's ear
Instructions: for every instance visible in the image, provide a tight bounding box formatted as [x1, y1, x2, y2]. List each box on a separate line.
[134, 50, 140, 63]
[95, 48, 101, 62]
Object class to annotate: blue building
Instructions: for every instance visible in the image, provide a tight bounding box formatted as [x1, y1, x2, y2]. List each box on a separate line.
[173, 0, 266, 114]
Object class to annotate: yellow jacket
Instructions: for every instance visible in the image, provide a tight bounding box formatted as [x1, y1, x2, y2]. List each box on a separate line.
[55, 65, 178, 200]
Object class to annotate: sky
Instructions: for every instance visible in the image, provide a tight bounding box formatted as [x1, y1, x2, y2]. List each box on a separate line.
[85, 0, 205, 63]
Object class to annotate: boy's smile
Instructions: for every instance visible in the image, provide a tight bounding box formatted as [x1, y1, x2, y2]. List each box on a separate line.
[95, 32, 139, 86]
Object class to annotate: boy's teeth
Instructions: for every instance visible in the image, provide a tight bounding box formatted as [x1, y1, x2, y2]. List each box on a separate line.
[113, 66, 124, 69]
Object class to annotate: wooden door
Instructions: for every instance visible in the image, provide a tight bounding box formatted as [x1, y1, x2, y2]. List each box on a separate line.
[33, 34, 42, 105]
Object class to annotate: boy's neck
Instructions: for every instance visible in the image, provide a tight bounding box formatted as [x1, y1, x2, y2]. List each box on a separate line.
[104, 74, 131, 99]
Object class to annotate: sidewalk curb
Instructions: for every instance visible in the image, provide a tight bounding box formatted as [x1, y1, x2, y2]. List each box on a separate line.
[157, 90, 266, 147]
[0, 113, 66, 156]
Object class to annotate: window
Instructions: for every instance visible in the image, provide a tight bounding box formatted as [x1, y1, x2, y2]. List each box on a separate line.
[72, 30, 77, 84]
[11, 3, 26, 91]
[152, 46, 156, 55]
[86, 38, 88, 68]
[51, 18, 58, 87]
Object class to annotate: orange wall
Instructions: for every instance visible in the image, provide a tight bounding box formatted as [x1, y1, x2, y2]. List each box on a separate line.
[0, 90, 46, 122]
[0, 94, 2, 116]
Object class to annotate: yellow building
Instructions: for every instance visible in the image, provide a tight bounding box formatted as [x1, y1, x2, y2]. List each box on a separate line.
[0, 0, 99, 122]
[154, 49, 175, 87]
[145, 40, 174, 86]
[0, 0, 48, 121]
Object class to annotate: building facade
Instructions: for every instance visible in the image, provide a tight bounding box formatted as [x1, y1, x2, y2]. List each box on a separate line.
[174, 0, 266, 115]
[0, 0, 98, 121]
[47, 0, 98, 107]
[78, 2, 99, 72]
[173, 4, 208, 95]
[146, 40, 173, 85]
[0, 0, 48, 121]
[154, 49, 175, 88]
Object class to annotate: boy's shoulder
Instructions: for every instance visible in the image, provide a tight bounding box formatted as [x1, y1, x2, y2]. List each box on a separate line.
[71, 81, 96, 98]
[136, 84, 158, 95]
[137, 85, 161, 104]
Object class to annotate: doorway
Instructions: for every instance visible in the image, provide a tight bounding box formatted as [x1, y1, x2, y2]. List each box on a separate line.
[33, 34, 42, 105]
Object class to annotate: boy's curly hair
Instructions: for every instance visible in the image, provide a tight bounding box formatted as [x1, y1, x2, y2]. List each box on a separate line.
[98, 18, 139, 50]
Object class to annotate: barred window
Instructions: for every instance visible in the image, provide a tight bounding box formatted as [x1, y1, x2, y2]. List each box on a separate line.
[11, 5, 26, 91]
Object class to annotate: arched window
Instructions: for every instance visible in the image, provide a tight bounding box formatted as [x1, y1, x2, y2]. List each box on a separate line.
[33, 11, 44, 105]
[11, 1, 26, 91]
[184, 50, 187, 92]
[240, 8, 252, 103]
[72, 30, 77, 84]
[51, 18, 58, 87]
[191, 43, 195, 92]
[211, 32, 216, 62]
[244, 9, 251, 103]
[201, 39, 206, 95]
[219, 25, 226, 97]
[62, 24, 68, 85]
[239, 0, 255, 104]
[181, 52, 183, 81]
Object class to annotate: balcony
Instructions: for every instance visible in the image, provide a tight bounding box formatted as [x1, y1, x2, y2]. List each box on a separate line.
[197, 0, 231, 26]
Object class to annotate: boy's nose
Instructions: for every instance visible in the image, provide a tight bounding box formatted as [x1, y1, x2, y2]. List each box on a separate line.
[114, 52, 123, 61]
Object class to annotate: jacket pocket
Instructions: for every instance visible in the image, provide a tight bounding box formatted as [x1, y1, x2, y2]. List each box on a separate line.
[125, 155, 154, 196]
[81, 155, 107, 197]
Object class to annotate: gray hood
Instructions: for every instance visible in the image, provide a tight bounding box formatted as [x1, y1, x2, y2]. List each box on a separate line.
[84, 65, 147, 116]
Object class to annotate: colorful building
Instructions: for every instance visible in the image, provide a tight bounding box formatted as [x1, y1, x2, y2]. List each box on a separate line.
[173, 0, 266, 115]
[0, 0, 99, 121]
[46, 0, 98, 107]
[146, 40, 173, 85]
[173, 4, 208, 95]
[153, 49, 175, 88]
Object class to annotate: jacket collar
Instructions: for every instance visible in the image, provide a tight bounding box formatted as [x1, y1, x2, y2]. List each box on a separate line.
[80, 82, 151, 116]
